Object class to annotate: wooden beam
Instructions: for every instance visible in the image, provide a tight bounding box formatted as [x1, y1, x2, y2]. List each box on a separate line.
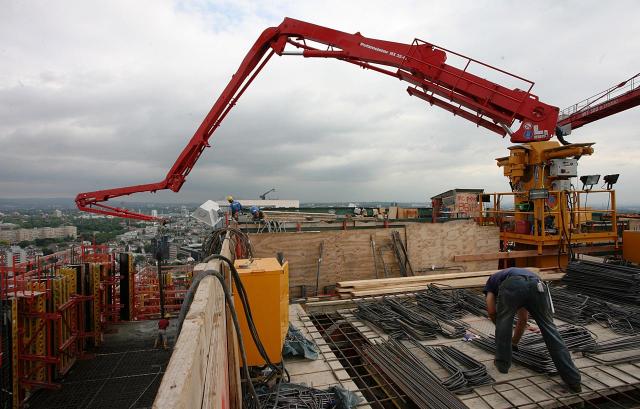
[347, 271, 565, 297]
[337, 270, 501, 288]
[153, 264, 227, 409]
[453, 245, 619, 262]
[154, 236, 235, 409]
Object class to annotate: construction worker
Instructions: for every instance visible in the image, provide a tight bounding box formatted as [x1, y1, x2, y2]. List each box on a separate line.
[484, 267, 582, 392]
[154, 314, 170, 350]
[250, 206, 264, 221]
[226, 195, 242, 220]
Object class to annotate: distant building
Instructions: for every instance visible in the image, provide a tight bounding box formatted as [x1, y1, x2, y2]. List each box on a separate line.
[430, 189, 484, 219]
[116, 230, 139, 241]
[151, 209, 158, 218]
[0, 226, 77, 243]
[53, 209, 63, 218]
[168, 243, 178, 260]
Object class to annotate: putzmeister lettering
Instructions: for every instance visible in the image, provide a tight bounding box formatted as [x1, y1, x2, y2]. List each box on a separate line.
[359, 42, 405, 59]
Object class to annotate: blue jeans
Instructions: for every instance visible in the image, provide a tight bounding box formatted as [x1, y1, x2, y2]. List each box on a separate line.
[495, 276, 581, 387]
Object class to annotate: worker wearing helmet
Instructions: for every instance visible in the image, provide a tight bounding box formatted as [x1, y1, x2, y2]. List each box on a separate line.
[250, 206, 264, 221]
[484, 267, 581, 393]
[227, 196, 242, 220]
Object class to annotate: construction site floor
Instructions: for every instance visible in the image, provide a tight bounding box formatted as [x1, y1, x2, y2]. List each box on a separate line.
[26, 320, 175, 409]
[297, 298, 640, 409]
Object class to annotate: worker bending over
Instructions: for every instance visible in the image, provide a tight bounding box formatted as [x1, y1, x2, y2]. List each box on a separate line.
[250, 206, 265, 221]
[484, 267, 581, 393]
[226, 195, 242, 220]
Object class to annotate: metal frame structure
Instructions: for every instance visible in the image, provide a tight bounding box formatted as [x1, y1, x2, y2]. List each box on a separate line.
[134, 264, 192, 320]
[484, 189, 618, 254]
[0, 246, 127, 408]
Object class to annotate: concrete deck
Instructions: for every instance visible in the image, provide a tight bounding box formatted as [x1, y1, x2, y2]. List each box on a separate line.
[299, 296, 640, 408]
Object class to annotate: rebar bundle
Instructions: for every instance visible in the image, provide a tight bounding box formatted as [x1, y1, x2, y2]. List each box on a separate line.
[586, 335, 640, 354]
[416, 285, 467, 319]
[249, 383, 336, 409]
[410, 341, 494, 392]
[363, 339, 468, 409]
[354, 299, 439, 340]
[456, 288, 489, 317]
[354, 294, 468, 339]
[551, 286, 640, 335]
[562, 260, 640, 304]
[470, 324, 596, 374]
[583, 335, 640, 365]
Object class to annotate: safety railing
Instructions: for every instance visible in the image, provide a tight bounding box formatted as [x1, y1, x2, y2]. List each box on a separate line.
[560, 73, 639, 117]
[482, 190, 617, 246]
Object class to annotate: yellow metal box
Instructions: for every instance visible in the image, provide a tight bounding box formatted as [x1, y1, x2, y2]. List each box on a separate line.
[233, 258, 289, 366]
[623, 230, 640, 264]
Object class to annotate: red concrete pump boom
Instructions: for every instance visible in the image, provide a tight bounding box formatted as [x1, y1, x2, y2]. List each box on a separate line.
[76, 17, 560, 221]
[556, 73, 640, 143]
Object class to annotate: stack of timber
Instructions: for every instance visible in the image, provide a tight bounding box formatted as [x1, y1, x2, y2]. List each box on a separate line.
[336, 268, 563, 297]
[263, 210, 338, 222]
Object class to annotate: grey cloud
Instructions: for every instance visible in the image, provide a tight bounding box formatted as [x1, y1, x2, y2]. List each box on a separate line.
[1, 0, 639, 205]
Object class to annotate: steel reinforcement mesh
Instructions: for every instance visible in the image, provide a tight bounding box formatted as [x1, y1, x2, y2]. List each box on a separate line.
[27, 321, 173, 409]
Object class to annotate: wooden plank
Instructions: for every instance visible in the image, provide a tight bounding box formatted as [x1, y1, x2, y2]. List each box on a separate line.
[347, 272, 564, 297]
[154, 271, 224, 409]
[201, 273, 229, 409]
[454, 250, 541, 261]
[155, 237, 235, 409]
[338, 267, 554, 290]
[338, 269, 505, 288]
[454, 245, 619, 262]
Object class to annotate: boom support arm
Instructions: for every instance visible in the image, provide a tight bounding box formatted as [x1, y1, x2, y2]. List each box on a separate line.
[76, 17, 559, 221]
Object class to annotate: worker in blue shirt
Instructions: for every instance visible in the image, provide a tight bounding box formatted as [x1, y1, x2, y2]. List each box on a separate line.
[484, 267, 581, 393]
[250, 206, 264, 221]
[226, 196, 242, 220]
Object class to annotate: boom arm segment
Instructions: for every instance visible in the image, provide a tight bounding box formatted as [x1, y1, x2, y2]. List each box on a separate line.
[76, 17, 559, 221]
[556, 73, 640, 139]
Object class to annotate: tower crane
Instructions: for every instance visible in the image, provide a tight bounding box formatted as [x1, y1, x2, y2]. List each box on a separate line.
[259, 188, 276, 200]
[77, 17, 563, 222]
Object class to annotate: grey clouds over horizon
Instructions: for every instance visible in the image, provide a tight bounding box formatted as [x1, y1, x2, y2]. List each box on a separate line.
[1, 1, 639, 205]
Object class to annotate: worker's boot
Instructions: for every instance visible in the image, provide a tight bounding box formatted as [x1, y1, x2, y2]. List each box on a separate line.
[568, 383, 582, 393]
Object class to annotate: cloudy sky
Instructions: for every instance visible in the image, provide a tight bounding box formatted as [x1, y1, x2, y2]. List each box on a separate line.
[1, 1, 639, 206]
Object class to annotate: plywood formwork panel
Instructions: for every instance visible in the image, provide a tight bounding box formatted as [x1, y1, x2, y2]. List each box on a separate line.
[249, 228, 405, 293]
[405, 220, 499, 272]
[249, 221, 499, 292]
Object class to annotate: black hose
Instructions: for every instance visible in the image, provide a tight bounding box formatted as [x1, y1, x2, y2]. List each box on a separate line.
[175, 266, 261, 408]
[556, 126, 570, 145]
[203, 254, 285, 377]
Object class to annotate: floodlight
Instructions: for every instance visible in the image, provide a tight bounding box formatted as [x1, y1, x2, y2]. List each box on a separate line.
[529, 189, 549, 200]
[579, 175, 600, 191]
[603, 174, 619, 190]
